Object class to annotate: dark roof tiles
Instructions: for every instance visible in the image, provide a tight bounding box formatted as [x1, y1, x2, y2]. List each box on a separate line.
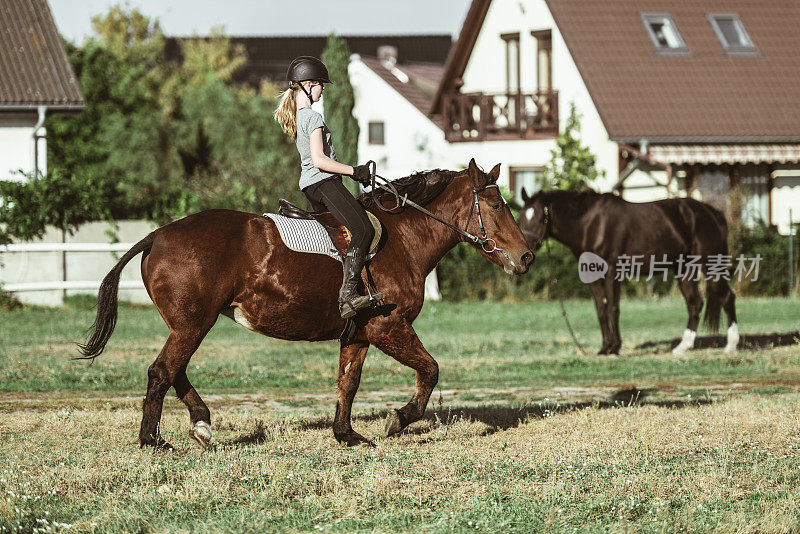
[0, 0, 85, 109]
[359, 56, 444, 130]
[545, 0, 800, 141]
[165, 34, 453, 90]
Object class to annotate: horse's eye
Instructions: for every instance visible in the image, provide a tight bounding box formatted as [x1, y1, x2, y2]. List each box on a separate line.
[490, 204, 501, 211]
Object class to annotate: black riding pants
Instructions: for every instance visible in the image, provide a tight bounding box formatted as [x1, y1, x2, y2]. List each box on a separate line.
[303, 176, 374, 254]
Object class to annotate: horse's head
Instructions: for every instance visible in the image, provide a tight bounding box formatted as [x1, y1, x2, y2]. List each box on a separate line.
[517, 188, 550, 252]
[462, 159, 534, 275]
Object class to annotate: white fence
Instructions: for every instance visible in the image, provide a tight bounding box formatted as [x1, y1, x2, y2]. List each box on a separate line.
[1, 242, 143, 292]
[0, 219, 442, 305]
[0, 220, 156, 306]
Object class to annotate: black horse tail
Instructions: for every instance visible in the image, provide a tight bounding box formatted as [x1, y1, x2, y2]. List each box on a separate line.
[703, 208, 729, 335]
[77, 232, 156, 360]
[703, 280, 723, 334]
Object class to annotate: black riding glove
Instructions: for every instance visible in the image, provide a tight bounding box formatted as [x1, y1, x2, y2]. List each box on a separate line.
[350, 164, 372, 187]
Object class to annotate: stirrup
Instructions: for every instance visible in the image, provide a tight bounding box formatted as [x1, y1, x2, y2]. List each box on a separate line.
[339, 292, 384, 319]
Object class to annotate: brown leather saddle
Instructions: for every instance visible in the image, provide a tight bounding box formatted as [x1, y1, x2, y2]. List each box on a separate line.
[277, 199, 385, 260]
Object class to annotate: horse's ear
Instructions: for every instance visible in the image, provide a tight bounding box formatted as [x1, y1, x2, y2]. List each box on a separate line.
[521, 187, 531, 203]
[488, 163, 501, 183]
[467, 158, 481, 187]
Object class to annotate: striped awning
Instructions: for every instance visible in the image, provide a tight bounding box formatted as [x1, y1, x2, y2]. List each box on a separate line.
[647, 144, 800, 165]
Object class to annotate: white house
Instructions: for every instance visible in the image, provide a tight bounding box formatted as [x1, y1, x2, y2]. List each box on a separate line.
[0, 0, 84, 182]
[350, 50, 450, 179]
[358, 0, 800, 233]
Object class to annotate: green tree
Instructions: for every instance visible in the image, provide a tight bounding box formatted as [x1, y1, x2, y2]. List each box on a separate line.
[171, 74, 301, 216]
[46, 6, 300, 224]
[538, 102, 603, 192]
[321, 34, 359, 192]
[47, 7, 173, 221]
[0, 170, 113, 243]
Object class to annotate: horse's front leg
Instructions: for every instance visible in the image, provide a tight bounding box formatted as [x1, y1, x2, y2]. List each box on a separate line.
[333, 339, 374, 447]
[368, 320, 438, 437]
[607, 278, 622, 354]
[589, 280, 613, 354]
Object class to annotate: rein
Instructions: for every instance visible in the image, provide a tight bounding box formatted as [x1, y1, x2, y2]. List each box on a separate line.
[536, 203, 587, 356]
[366, 161, 507, 257]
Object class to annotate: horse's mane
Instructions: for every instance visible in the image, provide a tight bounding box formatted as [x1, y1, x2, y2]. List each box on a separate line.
[358, 169, 461, 208]
[535, 189, 613, 216]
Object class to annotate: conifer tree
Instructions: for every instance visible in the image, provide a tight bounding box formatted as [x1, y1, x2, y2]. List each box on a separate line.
[539, 102, 603, 191]
[321, 34, 360, 193]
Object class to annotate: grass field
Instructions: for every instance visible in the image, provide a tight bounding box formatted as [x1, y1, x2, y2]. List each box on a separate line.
[1, 296, 799, 532]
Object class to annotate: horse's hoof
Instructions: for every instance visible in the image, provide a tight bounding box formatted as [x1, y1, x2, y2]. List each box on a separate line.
[384, 410, 404, 437]
[141, 437, 174, 451]
[337, 432, 376, 448]
[189, 421, 212, 449]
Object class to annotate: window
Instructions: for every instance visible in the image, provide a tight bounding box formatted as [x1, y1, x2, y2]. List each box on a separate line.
[368, 121, 384, 145]
[532, 30, 552, 92]
[509, 167, 543, 201]
[501, 33, 520, 95]
[708, 14, 756, 54]
[641, 13, 688, 54]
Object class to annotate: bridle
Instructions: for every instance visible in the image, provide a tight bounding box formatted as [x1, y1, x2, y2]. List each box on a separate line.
[523, 203, 551, 251]
[366, 161, 508, 257]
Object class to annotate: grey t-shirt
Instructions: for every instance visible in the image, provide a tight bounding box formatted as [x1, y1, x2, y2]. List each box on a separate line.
[296, 107, 338, 190]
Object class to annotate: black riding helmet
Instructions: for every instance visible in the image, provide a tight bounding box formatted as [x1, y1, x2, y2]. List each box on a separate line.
[287, 56, 330, 107]
[287, 56, 333, 85]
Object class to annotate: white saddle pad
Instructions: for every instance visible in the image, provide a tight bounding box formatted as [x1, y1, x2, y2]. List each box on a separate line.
[265, 213, 342, 262]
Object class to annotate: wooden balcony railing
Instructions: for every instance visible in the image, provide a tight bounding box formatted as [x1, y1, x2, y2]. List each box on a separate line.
[442, 90, 559, 142]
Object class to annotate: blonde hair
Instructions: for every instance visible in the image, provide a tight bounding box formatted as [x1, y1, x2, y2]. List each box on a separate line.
[274, 85, 299, 138]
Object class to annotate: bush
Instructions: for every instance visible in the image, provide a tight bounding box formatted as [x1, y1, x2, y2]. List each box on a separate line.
[730, 223, 798, 297]
[437, 239, 591, 301]
[0, 289, 23, 311]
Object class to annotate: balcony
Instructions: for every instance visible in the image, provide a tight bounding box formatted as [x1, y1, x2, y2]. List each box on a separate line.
[442, 91, 559, 142]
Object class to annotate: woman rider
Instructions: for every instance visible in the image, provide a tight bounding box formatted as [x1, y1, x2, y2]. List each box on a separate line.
[273, 56, 378, 319]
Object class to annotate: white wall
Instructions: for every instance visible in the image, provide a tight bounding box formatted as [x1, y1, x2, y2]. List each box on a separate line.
[0, 112, 45, 181]
[1, 220, 157, 306]
[349, 58, 450, 178]
[771, 169, 800, 235]
[458, 0, 619, 192]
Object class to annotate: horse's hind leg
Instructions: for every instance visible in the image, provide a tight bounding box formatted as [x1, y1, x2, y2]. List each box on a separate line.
[174, 370, 212, 448]
[673, 279, 702, 356]
[719, 282, 739, 353]
[140, 329, 210, 449]
[369, 321, 438, 437]
[333, 340, 373, 447]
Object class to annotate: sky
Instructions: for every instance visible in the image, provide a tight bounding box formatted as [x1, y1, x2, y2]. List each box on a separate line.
[48, 0, 473, 43]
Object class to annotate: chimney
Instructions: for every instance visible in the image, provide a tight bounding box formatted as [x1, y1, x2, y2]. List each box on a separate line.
[377, 45, 398, 65]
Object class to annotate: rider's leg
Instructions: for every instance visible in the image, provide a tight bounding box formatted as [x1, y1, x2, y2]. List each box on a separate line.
[303, 177, 377, 318]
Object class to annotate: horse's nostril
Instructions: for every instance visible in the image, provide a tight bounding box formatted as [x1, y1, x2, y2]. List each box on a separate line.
[522, 252, 534, 266]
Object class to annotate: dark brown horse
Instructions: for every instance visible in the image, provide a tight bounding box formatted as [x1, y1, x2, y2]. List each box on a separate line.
[80, 159, 533, 449]
[518, 189, 738, 355]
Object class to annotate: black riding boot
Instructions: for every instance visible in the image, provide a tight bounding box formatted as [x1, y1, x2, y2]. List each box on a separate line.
[339, 247, 381, 319]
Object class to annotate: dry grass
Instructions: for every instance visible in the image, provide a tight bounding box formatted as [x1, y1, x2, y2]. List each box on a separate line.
[2, 298, 798, 531]
[2, 389, 800, 532]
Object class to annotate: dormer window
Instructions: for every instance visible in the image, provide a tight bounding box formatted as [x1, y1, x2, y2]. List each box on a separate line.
[708, 14, 757, 54]
[641, 13, 688, 54]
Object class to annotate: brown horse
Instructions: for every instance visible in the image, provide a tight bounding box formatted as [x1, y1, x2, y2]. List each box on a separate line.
[79, 159, 533, 449]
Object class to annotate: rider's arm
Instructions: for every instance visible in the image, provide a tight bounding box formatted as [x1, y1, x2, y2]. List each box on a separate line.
[310, 128, 354, 176]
